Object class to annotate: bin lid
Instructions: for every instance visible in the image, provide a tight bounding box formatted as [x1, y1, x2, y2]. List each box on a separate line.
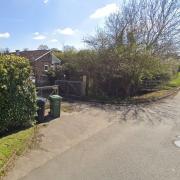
[37, 97, 46, 102]
[49, 95, 62, 100]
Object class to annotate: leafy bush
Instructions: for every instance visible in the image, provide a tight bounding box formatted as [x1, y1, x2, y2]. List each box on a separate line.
[46, 68, 56, 85]
[55, 48, 174, 97]
[91, 48, 170, 97]
[0, 55, 36, 134]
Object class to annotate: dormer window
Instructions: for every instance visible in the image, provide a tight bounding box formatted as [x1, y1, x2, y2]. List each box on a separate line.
[44, 65, 49, 71]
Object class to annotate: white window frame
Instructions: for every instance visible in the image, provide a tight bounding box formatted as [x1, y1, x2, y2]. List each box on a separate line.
[44, 65, 49, 72]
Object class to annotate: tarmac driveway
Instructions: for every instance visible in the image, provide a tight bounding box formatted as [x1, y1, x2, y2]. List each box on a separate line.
[5, 92, 180, 180]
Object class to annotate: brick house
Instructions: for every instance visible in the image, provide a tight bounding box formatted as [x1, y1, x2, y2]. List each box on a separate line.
[13, 50, 61, 86]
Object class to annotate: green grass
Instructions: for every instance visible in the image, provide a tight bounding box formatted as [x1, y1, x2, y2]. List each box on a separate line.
[168, 72, 180, 88]
[133, 73, 180, 102]
[132, 90, 170, 102]
[0, 127, 35, 176]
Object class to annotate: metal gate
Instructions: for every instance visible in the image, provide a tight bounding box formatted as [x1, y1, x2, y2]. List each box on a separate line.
[55, 80, 86, 98]
[37, 85, 59, 99]
[140, 80, 164, 91]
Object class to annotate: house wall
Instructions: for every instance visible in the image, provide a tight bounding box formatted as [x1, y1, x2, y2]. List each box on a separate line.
[13, 50, 61, 86]
[10, 50, 61, 86]
[32, 53, 52, 86]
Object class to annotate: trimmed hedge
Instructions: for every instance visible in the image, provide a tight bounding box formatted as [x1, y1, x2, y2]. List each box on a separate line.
[0, 55, 36, 134]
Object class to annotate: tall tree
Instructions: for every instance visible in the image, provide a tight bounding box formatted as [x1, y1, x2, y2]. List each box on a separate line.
[86, 0, 180, 55]
[38, 44, 49, 50]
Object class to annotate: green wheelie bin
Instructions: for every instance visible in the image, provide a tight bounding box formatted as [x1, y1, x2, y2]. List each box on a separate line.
[49, 95, 62, 118]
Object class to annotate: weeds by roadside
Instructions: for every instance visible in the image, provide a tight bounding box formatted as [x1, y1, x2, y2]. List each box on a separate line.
[0, 127, 37, 177]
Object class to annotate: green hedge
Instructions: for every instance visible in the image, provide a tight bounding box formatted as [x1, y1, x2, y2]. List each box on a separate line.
[0, 55, 36, 134]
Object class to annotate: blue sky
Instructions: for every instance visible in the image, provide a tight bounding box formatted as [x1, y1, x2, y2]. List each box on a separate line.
[0, 0, 120, 51]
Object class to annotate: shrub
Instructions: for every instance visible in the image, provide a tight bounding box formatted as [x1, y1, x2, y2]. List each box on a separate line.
[0, 55, 36, 134]
[46, 68, 56, 85]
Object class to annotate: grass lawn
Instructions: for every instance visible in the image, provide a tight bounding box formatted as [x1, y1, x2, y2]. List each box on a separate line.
[0, 127, 35, 176]
[167, 72, 180, 88]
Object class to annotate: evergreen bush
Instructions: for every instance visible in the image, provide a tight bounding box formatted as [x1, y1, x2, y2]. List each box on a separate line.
[0, 55, 36, 134]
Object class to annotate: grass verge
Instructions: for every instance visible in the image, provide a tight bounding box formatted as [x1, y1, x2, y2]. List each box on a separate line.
[132, 90, 173, 103]
[132, 72, 180, 103]
[167, 72, 180, 88]
[0, 127, 36, 177]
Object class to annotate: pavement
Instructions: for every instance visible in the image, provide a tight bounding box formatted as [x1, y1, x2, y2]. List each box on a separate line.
[4, 92, 180, 180]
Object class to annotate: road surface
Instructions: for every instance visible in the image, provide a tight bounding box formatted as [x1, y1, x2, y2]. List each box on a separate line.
[5, 92, 180, 180]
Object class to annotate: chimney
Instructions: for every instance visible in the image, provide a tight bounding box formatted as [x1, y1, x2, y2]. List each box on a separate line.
[15, 50, 20, 55]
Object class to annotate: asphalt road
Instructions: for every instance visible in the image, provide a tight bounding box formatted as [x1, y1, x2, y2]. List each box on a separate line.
[5, 92, 180, 180]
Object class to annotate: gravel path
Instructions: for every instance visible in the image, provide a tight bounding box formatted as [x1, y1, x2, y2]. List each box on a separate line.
[4, 92, 180, 180]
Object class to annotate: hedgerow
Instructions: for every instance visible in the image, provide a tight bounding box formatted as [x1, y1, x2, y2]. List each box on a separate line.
[0, 55, 36, 134]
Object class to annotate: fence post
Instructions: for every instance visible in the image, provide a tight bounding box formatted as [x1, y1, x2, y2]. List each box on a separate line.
[82, 75, 87, 96]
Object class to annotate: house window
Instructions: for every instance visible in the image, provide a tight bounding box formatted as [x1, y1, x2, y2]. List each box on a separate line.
[44, 65, 49, 71]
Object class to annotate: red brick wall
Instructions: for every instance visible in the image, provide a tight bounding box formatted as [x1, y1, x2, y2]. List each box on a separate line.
[32, 53, 52, 85]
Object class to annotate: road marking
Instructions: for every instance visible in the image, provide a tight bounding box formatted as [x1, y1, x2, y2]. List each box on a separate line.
[174, 140, 180, 148]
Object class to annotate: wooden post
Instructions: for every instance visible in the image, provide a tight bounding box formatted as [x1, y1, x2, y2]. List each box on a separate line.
[82, 75, 87, 96]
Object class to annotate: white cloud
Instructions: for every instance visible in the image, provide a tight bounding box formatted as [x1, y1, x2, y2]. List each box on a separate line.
[33, 32, 40, 36]
[90, 3, 119, 19]
[0, 32, 10, 39]
[50, 39, 58, 43]
[33, 33, 47, 40]
[55, 28, 76, 35]
[43, 0, 49, 4]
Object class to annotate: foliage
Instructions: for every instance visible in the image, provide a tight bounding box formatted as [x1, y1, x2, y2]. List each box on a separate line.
[0, 55, 36, 134]
[46, 68, 56, 85]
[87, 47, 170, 96]
[37, 44, 49, 50]
[168, 72, 180, 87]
[86, 0, 180, 55]
[52, 0, 179, 98]
[82, 0, 179, 97]
[54, 46, 176, 97]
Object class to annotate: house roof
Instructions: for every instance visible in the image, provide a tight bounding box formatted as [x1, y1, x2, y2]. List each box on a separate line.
[34, 50, 52, 61]
[12, 50, 52, 62]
